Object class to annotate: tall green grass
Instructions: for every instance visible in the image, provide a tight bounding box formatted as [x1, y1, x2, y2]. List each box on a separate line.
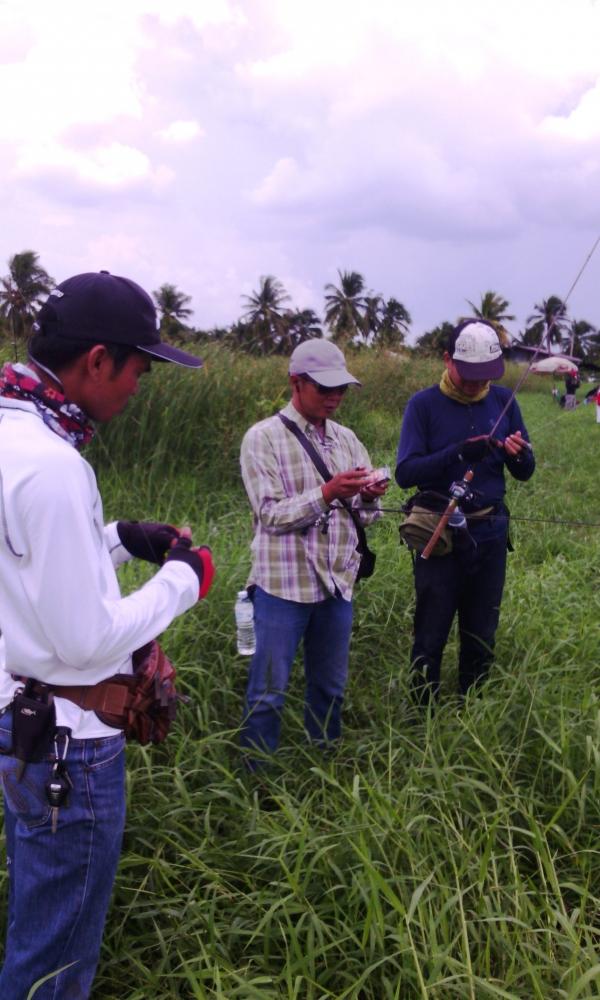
[2, 350, 600, 998]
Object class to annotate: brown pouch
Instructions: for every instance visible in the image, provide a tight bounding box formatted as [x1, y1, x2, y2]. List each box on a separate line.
[50, 641, 182, 745]
[399, 504, 454, 556]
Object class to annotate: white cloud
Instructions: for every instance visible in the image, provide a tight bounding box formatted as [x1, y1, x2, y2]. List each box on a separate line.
[15, 142, 173, 191]
[157, 120, 205, 143]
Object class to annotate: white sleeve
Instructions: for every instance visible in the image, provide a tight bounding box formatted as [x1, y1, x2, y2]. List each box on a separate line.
[20, 458, 198, 671]
[104, 521, 132, 568]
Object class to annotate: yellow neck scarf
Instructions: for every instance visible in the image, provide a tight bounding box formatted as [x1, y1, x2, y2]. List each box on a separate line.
[439, 368, 490, 405]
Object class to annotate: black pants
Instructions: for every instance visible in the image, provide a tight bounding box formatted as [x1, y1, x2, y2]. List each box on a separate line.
[410, 535, 508, 701]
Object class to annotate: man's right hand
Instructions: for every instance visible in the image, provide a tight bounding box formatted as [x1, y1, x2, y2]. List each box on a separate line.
[165, 539, 215, 600]
[457, 436, 501, 462]
[322, 468, 372, 504]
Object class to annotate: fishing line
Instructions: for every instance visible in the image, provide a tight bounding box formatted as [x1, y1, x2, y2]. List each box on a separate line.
[488, 233, 600, 440]
[359, 506, 600, 528]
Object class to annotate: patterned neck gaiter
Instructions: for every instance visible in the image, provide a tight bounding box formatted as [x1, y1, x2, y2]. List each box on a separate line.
[0, 362, 95, 449]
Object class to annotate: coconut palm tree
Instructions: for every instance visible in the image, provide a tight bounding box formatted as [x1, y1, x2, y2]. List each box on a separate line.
[153, 283, 193, 323]
[0, 251, 54, 349]
[282, 309, 323, 351]
[241, 275, 290, 354]
[563, 318, 596, 360]
[324, 270, 366, 345]
[358, 294, 383, 345]
[414, 321, 454, 356]
[467, 291, 515, 325]
[373, 297, 411, 350]
[152, 283, 193, 341]
[527, 296, 568, 352]
[466, 290, 515, 346]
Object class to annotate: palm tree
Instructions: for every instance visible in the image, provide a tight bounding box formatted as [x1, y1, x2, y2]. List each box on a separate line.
[152, 283, 193, 341]
[467, 291, 515, 325]
[282, 309, 323, 351]
[324, 270, 366, 345]
[0, 251, 54, 350]
[359, 295, 383, 344]
[373, 297, 411, 350]
[563, 318, 596, 360]
[153, 283, 193, 323]
[520, 321, 545, 348]
[414, 321, 454, 356]
[241, 275, 290, 354]
[527, 296, 568, 352]
[467, 290, 515, 346]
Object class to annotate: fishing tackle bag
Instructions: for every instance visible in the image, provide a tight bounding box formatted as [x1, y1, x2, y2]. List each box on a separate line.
[398, 492, 454, 557]
[42, 641, 182, 745]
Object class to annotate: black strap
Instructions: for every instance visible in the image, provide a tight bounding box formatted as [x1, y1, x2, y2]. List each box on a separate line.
[277, 411, 370, 554]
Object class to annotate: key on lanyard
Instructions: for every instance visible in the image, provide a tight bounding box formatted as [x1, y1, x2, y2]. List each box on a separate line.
[45, 731, 73, 834]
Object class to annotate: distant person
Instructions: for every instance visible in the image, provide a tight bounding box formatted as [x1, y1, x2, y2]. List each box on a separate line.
[597, 385, 600, 424]
[239, 340, 388, 768]
[564, 368, 580, 410]
[0, 271, 215, 999]
[395, 319, 535, 704]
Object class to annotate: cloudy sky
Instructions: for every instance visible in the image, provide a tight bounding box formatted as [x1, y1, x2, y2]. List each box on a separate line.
[1, 0, 600, 339]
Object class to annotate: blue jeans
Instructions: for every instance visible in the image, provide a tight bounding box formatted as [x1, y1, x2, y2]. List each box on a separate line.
[0, 710, 126, 1000]
[410, 536, 508, 701]
[240, 587, 353, 764]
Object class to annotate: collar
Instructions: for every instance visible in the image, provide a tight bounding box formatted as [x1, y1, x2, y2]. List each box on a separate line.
[282, 400, 335, 442]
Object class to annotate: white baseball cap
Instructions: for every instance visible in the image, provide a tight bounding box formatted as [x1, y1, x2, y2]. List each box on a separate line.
[451, 320, 505, 380]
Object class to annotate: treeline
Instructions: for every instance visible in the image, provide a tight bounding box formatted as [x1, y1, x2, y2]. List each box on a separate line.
[2, 251, 600, 364]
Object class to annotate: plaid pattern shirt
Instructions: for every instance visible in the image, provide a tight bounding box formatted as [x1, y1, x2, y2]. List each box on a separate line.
[240, 402, 381, 602]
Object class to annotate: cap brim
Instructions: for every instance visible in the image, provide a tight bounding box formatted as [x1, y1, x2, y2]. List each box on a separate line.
[454, 356, 505, 380]
[304, 368, 361, 387]
[138, 342, 203, 368]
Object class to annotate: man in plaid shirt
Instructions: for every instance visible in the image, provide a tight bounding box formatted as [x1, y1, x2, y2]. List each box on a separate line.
[240, 340, 388, 767]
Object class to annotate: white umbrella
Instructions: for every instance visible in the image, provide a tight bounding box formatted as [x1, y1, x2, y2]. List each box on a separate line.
[530, 356, 578, 375]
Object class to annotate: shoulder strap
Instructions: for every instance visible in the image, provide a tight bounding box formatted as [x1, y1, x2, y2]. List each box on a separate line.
[277, 411, 368, 553]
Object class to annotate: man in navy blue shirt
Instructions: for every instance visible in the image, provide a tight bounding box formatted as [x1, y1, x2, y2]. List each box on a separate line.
[396, 319, 535, 703]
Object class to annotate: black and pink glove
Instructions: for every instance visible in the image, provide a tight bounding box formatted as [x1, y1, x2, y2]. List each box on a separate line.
[117, 521, 180, 565]
[457, 436, 496, 463]
[165, 540, 215, 600]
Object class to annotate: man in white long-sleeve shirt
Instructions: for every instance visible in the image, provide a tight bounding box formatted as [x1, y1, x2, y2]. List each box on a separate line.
[0, 271, 213, 1000]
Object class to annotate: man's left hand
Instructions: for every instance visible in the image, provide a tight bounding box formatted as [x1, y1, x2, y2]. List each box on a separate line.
[116, 521, 181, 564]
[502, 431, 528, 458]
[360, 480, 389, 502]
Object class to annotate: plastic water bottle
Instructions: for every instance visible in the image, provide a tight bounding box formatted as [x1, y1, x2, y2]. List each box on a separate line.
[235, 590, 256, 655]
[448, 509, 466, 530]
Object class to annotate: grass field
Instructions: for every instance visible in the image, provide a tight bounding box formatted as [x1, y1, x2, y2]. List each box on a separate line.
[2, 348, 600, 998]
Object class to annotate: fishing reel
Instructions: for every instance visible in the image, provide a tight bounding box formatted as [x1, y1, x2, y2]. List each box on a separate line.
[448, 475, 475, 505]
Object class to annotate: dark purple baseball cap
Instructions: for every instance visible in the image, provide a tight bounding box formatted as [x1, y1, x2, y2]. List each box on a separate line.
[35, 270, 203, 368]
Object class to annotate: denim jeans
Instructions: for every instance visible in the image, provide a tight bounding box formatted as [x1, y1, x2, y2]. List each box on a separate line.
[0, 709, 126, 1000]
[410, 536, 508, 701]
[240, 587, 353, 765]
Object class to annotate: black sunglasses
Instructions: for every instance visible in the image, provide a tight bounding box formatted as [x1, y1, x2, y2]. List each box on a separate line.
[301, 374, 349, 395]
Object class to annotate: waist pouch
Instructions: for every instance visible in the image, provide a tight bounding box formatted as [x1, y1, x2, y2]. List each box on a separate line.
[399, 491, 492, 557]
[19, 641, 182, 746]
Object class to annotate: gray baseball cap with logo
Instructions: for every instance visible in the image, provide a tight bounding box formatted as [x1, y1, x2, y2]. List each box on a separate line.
[288, 339, 361, 387]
